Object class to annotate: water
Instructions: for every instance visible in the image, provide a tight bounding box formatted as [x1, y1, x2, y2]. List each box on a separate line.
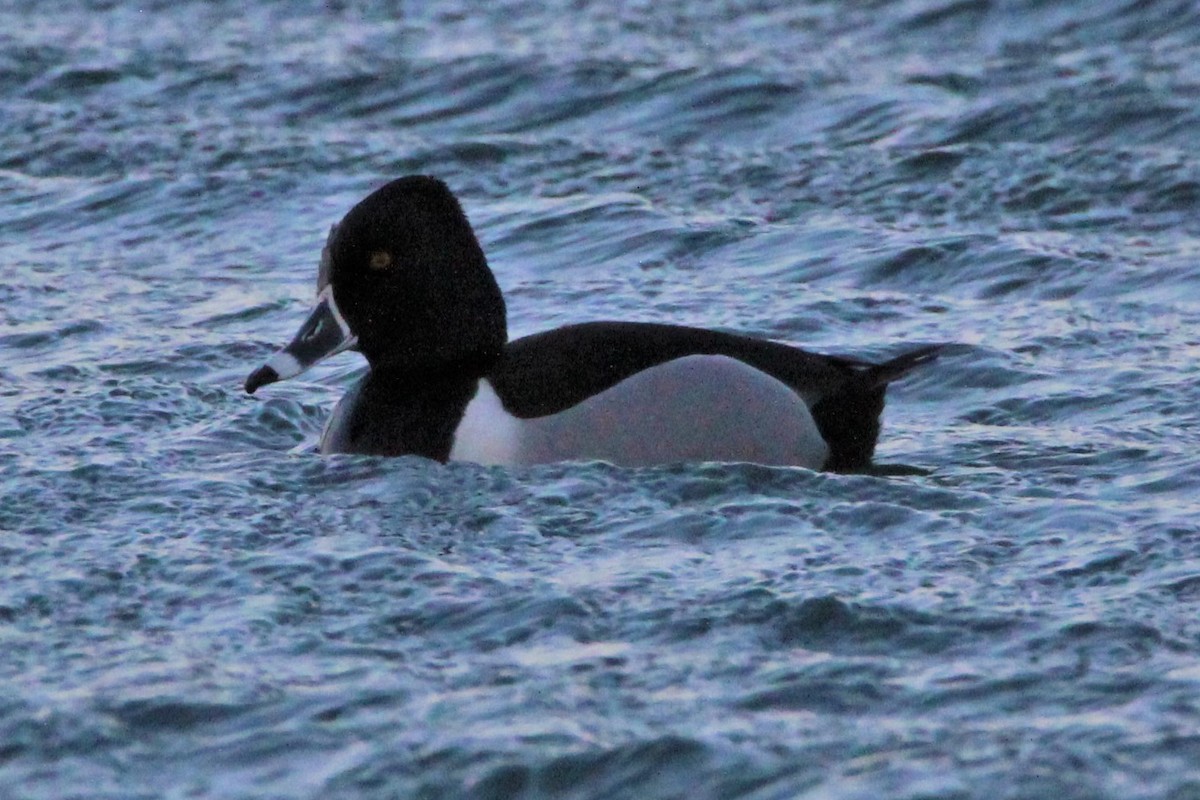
[3, 1, 1200, 797]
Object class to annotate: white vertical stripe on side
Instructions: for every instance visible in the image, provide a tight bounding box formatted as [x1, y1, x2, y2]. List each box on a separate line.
[449, 380, 523, 465]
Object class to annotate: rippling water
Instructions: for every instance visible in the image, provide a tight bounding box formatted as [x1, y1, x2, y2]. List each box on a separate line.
[3, 1, 1200, 798]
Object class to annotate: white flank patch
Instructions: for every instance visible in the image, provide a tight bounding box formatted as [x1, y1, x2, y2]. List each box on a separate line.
[449, 380, 523, 466]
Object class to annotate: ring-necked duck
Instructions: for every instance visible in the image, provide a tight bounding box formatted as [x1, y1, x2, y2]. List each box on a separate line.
[245, 176, 940, 471]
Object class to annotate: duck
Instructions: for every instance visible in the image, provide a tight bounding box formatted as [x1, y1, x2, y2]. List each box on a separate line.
[244, 175, 940, 471]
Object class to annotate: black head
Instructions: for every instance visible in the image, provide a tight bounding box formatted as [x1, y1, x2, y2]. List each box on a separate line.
[245, 176, 507, 393]
[328, 176, 506, 371]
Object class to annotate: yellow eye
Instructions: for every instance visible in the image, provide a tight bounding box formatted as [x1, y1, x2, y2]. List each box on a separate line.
[368, 250, 392, 271]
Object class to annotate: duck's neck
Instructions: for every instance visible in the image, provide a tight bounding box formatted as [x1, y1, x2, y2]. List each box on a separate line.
[339, 366, 483, 461]
[364, 349, 500, 388]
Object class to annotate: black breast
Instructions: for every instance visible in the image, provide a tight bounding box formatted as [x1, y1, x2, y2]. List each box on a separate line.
[331, 371, 480, 460]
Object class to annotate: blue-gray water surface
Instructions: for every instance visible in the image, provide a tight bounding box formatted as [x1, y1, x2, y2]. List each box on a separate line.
[3, 1, 1200, 798]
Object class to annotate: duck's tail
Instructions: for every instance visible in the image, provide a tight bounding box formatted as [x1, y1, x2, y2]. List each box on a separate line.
[811, 345, 943, 472]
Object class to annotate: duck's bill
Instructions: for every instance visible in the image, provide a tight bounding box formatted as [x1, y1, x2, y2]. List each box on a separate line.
[244, 285, 357, 394]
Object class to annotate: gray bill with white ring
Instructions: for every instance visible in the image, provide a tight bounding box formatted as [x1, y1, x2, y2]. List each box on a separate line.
[244, 284, 357, 394]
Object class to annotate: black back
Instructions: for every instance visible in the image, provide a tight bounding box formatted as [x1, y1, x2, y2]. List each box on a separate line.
[489, 321, 864, 417]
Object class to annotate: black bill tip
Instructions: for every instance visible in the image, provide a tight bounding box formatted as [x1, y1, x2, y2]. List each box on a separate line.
[244, 365, 280, 395]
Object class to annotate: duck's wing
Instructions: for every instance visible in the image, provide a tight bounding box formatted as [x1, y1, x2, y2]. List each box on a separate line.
[490, 321, 863, 416]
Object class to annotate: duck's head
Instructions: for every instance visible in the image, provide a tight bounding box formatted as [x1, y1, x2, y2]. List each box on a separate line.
[245, 176, 506, 394]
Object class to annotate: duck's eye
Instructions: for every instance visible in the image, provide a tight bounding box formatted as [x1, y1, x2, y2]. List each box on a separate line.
[368, 250, 392, 271]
